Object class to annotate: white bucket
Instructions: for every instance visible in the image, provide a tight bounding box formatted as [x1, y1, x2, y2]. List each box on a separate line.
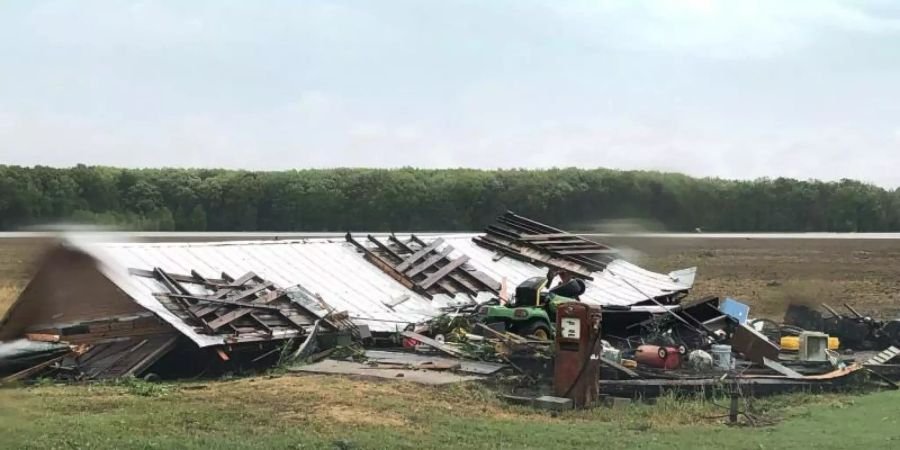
[711, 344, 733, 370]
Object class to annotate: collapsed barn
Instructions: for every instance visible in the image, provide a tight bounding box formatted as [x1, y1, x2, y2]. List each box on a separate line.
[0, 213, 695, 382]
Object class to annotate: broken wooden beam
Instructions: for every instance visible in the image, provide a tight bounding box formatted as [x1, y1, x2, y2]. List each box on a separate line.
[400, 331, 467, 359]
[419, 256, 469, 289]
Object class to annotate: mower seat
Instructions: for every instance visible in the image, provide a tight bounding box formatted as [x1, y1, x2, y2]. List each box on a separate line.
[515, 277, 548, 307]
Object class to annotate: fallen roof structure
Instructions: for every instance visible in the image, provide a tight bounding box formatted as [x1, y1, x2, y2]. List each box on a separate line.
[1, 232, 694, 341]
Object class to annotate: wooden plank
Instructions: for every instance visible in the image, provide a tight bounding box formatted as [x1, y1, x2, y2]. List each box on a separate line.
[518, 233, 579, 240]
[154, 267, 191, 295]
[131, 268, 228, 285]
[122, 335, 179, 377]
[183, 279, 278, 324]
[444, 272, 481, 296]
[366, 235, 405, 263]
[229, 272, 259, 287]
[405, 246, 453, 277]
[25, 333, 61, 343]
[52, 324, 175, 344]
[409, 235, 499, 293]
[459, 269, 501, 293]
[73, 342, 119, 366]
[497, 216, 546, 235]
[472, 236, 594, 279]
[190, 270, 210, 283]
[555, 249, 618, 255]
[531, 240, 593, 246]
[159, 294, 280, 310]
[542, 243, 608, 249]
[346, 232, 432, 297]
[419, 256, 469, 289]
[190, 303, 221, 318]
[280, 312, 316, 328]
[866, 346, 900, 365]
[388, 235, 458, 296]
[763, 357, 803, 379]
[476, 323, 515, 342]
[84, 340, 149, 379]
[154, 268, 216, 333]
[129, 267, 159, 278]
[1, 354, 70, 383]
[205, 291, 288, 330]
[207, 308, 261, 331]
[193, 285, 286, 317]
[221, 281, 275, 302]
[503, 211, 567, 234]
[91, 339, 156, 378]
[248, 313, 274, 335]
[400, 331, 466, 358]
[365, 254, 419, 291]
[190, 288, 288, 333]
[395, 238, 445, 272]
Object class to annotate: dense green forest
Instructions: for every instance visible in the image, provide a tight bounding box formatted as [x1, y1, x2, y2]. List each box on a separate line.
[1, 165, 898, 232]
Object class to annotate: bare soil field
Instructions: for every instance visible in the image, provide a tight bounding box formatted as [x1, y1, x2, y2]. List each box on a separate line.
[0, 238, 52, 314]
[608, 236, 900, 319]
[1, 236, 899, 320]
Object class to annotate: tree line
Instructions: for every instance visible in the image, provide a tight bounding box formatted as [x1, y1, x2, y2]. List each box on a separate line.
[1, 164, 898, 232]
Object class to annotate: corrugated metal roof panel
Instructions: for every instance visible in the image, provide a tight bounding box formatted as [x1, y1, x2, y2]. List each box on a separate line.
[68, 234, 694, 347]
[443, 236, 693, 307]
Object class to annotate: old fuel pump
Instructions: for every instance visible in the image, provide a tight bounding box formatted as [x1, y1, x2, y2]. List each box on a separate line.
[553, 302, 603, 408]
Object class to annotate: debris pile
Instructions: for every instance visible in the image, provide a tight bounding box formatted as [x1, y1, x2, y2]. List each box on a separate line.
[1, 269, 353, 383]
[2, 211, 895, 417]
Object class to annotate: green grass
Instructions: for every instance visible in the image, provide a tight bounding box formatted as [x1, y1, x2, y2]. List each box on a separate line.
[1, 375, 898, 449]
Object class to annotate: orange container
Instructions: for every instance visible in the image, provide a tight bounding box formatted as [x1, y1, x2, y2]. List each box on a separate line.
[634, 344, 683, 370]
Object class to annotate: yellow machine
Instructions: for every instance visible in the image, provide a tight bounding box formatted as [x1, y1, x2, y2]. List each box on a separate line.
[780, 335, 839, 351]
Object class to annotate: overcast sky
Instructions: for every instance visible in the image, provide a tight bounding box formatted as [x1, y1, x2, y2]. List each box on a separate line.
[2, 1, 900, 186]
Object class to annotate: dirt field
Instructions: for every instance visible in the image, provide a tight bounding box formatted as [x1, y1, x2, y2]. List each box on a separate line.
[2, 235, 900, 320]
[608, 236, 900, 319]
[0, 238, 52, 314]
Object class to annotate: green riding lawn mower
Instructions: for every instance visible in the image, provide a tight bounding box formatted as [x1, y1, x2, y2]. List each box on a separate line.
[476, 276, 628, 340]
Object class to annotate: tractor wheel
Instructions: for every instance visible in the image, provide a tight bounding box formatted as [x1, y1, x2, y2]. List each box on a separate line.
[519, 321, 552, 341]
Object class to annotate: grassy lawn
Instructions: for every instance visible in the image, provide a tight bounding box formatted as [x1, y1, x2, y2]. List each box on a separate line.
[1, 375, 898, 450]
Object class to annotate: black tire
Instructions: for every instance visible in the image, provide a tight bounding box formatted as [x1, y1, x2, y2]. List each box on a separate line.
[142, 373, 160, 382]
[517, 321, 552, 341]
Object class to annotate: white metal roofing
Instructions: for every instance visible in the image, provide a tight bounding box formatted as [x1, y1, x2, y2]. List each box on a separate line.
[66, 234, 695, 347]
[443, 236, 694, 306]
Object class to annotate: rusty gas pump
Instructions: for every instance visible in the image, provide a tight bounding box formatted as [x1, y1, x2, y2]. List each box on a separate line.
[553, 302, 603, 408]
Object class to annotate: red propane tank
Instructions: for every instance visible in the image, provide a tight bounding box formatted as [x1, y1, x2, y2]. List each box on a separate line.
[634, 344, 684, 370]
